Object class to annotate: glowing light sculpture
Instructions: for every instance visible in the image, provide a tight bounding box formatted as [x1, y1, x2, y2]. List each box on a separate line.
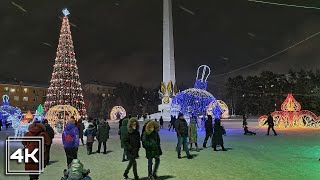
[171, 65, 218, 117]
[0, 95, 22, 127]
[45, 105, 81, 133]
[34, 104, 44, 121]
[207, 100, 230, 119]
[110, 106, 126, 120]
[259, 94, 320, 128]
[44, 8, 87, 118]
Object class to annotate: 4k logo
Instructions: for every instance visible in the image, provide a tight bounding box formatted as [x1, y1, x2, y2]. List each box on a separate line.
[6, 136, 44, 175]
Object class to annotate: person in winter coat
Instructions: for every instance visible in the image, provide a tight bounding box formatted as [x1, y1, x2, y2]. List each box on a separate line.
[119, 118, 124, 129]
[203, 115, 213, 148]
[42, 119, 55, 165]
[62, 119, 80, 167]
[123, 118, 141, 180]
[77, 119, 85, 145]
[96, 121, 110, 154]
[189, 117, 199, 152]
[264, 114, 277, 136]
[142, 120, 162, 179]
[84, 124, 97, 155]
[212, 119, 227, 151]
[141, 119, 151, 141]
[242, 114, 248, 128]
[159, 116, 164, 129]
[243, 125, 256, 135]
[119, 118, 129, 161]
[175, 112, 193, 159]
[61, 159, 91, 180]
[23, 121, 50, 180]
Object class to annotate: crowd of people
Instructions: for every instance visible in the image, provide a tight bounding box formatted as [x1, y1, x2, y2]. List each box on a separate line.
[19, 112, 278, 180]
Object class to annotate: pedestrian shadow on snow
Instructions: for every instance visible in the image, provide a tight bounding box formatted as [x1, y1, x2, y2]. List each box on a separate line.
[105, 150, 113, 154]
[140, 175, 175, 180]
[48, 160, 59, 165]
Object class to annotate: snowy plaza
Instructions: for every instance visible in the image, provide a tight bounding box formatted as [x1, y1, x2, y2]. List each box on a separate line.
[1, 120, 319, 180]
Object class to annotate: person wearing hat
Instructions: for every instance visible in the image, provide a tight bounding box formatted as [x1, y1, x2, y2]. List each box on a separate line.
[175, 112, 193, 159]
[84, 124, 97, 155]
[62, 119, 80, 167]
[42, 119, 55, 165]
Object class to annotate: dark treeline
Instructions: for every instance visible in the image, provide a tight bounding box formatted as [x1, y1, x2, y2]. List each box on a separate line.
[223, 70, 320, 116]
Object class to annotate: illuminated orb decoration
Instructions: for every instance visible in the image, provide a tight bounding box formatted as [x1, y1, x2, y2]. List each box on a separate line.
[45, 105, 81, 133]
[207, 100, 230, 119]
[0, 95, 22, 127]
[259, 94, 320, 128]
[171, 65, 217, 117]
[110, 106, 126, 120]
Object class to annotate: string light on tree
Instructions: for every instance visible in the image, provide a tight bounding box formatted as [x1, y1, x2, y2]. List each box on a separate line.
[44, 8, 87, 118]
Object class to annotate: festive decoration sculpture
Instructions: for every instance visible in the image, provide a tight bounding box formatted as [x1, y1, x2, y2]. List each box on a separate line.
[0, 95, 22, 127]
[171, 65, 219, 117]
[259, 94, 320, 128]
[207, 100, 229, 119]
[34, 104, 44, 121]
[44, 8, 87, 118]
[110, 106, 126, 120]
[45, 105, 81, 133]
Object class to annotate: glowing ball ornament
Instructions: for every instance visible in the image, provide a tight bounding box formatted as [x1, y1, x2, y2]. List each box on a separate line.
[207, 100, 229, 119]
[110, 106, 126, 120]
[171, 65, 218, 117]
[45, 105, 81, 133]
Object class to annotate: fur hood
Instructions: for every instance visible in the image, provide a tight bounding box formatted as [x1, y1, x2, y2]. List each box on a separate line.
[145, 120, 159, 135]
[127, 117, 139, 133]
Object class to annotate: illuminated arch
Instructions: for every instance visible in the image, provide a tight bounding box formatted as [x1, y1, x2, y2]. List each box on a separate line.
[45, 105, 81, 133]
[110, 106, 126, 120]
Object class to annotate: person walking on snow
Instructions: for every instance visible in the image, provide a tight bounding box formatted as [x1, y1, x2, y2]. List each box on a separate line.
[159, 116, 164, 129]
[212, 119, 227, 151]
[62, 119, 79, 167]
[189, 116, 199, 152]
[119, 118, 129, 162]
[175, 112, 193, 159]
[123, 118, 141, 180]
[142, 120, 162, 180]
[264, 114, 277, 136]
[42, 119, 55, 165]
[96, 120, 110, 154]
[84, 124, 97, 155]
[77, 118, 85, 145]
[203, 115, 213, 148]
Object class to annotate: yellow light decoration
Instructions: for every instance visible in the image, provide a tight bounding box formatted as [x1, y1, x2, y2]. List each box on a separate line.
[207, 100, 230, 119]
[45, 105, 81, 133]
[24, 110, 34, 120]
[110, 106, 126, 120]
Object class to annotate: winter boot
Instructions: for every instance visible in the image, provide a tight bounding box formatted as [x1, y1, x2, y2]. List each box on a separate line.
[203, 142, 207, 148]
[96, 150, 100, 153]
[148, 175, 155, 180]
[134, 176, 139, 180]
[187, 155, 194, 159]
[178, 154, 182, 159]
[123, 173, 128, 179]
[153, 173, 158, 179]
[221, 145, 227, 151]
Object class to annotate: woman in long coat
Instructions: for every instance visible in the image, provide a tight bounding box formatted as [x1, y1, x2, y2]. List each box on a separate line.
[212, 119, 227, 151]
[142, 120, 162, 179]
[189, 117, 199, 152]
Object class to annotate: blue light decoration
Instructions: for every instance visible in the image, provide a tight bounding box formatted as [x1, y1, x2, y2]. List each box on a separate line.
[171, 65, 222, 118]
[0, 95, 22, 127]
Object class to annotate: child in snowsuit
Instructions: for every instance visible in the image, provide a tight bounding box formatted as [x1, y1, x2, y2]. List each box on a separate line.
[61, 159, 91, 180]
[84, 124, 97, 155]
[243, 125, 256, 135]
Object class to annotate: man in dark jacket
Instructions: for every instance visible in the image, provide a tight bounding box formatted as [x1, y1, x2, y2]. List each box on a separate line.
[175, 113, 193, 159]
[159, 116, 164, 129]
[96, 120, 110, 154]
[142, 120, 162, 179]
[77, 119, 85, 145]
[42, 119, 54, 165]
[212, 119, 227, 151]
[123, 118, 140, 180]
[62, 119, 79, 167]
[264, 114, 277, 136]
[203, 115, 213, 148]
[119, 118, 129, 161]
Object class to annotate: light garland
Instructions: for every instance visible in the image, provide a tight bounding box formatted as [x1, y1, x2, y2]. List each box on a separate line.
[44, 9, 87, 118]
[259, 94, 320, 128]
[110, 106, 126, 120]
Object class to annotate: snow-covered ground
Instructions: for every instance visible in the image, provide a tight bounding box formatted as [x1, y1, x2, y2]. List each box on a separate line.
[1, 120, 320, 180]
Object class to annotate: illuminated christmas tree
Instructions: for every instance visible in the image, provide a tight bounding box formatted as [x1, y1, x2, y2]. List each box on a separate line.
[44, 9, 87, 118]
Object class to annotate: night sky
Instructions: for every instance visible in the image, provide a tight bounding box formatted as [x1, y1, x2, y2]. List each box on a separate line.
[1, 0, 320, 91]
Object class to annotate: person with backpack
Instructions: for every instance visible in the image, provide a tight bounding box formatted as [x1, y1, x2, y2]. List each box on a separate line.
[175, 112, 193, 159]
[123, 118, 140, 180]
[42, 119, 55, 165]
[77, 119, 85, 145]
[23, 121, 50, 180]
[142, 120, 162, 180]
[84, 124, 97, 155]
[62, 119, 80, 167]
[61, 159, 91, 180]
[203, 115, 213, 148]
[119, 118, 129, 162]
[96, 120, 110, 154]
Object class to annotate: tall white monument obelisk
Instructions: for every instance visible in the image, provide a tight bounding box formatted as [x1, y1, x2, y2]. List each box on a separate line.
[158, 0, 176, 119]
